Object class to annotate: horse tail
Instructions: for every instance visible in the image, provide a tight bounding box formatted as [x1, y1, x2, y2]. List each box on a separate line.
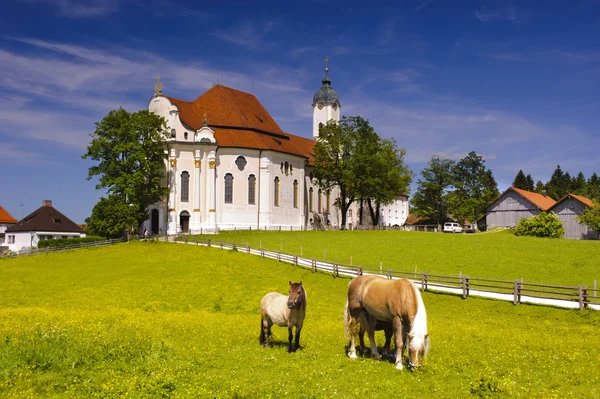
[344, 300, 358, 342]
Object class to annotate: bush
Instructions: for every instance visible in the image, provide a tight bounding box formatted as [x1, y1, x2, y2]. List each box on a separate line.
[37, 236, 108, 249]
[514, 212, 564, 238]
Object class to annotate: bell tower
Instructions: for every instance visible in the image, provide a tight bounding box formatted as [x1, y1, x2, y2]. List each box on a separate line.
[312, 57, 341, 139]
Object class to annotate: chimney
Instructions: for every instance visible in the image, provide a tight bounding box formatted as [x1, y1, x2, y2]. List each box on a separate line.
[43, 200, 53, 207]
[542, 190, 547, 197]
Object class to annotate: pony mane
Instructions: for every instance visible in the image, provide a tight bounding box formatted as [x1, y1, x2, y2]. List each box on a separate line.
[409, 281, 428, 338]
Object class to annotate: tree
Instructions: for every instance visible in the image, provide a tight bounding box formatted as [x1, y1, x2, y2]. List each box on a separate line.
[526, 174, 535, 191]
[86, 195, 138, 238]
[82, 108, 169, 232]
[585, 173, 600, 200]
[545, 165, 569, 200]
[411, 155, 455, 230]
[314, 116, 411, 228]
[571, 171, 586, 195]
[512, 170, 529, 190]
[576, 203, 600, 235]
[447, 151, 499, 226]
[535, 180, 546, 194]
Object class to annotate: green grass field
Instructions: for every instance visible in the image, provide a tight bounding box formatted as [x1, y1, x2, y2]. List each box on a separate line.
[188, 229, 600, 286]
[1, 239, 599, 398]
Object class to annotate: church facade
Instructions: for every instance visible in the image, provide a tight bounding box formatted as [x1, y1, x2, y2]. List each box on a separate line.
[146, 69, 408, 234]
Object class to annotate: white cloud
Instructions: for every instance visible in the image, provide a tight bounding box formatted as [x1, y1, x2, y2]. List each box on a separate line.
[23, 0, 123, 18]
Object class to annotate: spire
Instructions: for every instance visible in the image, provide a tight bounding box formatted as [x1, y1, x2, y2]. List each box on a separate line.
[312, 56, 340, 107]
[154, 76, 163, 96]
[322, 56, 331, 86]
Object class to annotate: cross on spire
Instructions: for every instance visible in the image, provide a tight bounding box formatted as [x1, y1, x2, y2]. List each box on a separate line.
[324, 56, 330, 72]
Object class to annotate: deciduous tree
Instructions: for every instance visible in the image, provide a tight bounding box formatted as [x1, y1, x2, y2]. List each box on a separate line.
[83, 108, 169, 232]
[411, 155, 455, 230]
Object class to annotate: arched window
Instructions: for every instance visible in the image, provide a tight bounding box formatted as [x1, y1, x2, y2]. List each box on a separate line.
[236, 156, 247, 171]
[293, 180, 298, 208]
[309, 188, 314, 212]
[326, 193, 330, 213]
[274, 177, 280, 206]
[349, 209, 353, 218]
[170, 129, 176, 138]
[248, 175, 256, 205]
[224, 173, 233, 204]
[184, 132, 188, 140]
[318, 189, 322, 212]
[284, 161, 289, 175]
[180, 171, 189, 202]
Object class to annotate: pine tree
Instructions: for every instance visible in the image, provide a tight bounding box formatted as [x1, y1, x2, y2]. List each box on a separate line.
[586, 173, 600, 200]
[526, 174, 535, 191]
[512, 170, 528, 190]
[571, 172, 586, 195]
[546, 165, 568, 200]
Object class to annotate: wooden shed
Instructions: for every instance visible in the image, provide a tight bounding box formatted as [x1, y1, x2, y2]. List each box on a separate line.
[548, 194, 598, 240]
[480, 186, 557, 229]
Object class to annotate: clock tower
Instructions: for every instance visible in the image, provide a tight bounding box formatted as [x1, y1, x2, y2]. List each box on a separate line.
[312, 57, 341, 139]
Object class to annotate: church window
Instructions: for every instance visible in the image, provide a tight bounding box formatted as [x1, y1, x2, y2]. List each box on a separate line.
[293, 180, 298, 208]
[248, 175, 256, 205]
[274, 177, 280, 206]
[184, 132, 188, 140]
[309, 188, 314, 212]
[318, 189, 322, 213]
[290, 164, 293, 174]
[170, 129, 176, 138]
[225, 173, 234, 204]
[281, 162, 284, 173]
[236, 156, 247, 171]
[180, 171, 190, 202]
[332, 102, 338, 110]
[285, 161, 289, 175]
[326, 193, 330, 213]
[318, 102, 324, 110]
[349, 209, 352, 219]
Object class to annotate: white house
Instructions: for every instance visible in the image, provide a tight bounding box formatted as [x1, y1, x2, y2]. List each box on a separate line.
[4, 200, 86, 252]
[0, 205, 17, 248]
[379, 194, 410, 227]
[146, 66, 408, 234]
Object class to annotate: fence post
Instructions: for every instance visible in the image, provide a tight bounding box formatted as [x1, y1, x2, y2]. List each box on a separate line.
[294, 255, 298, 266]
[421, 273, 428, 291]
[196, 238, 198, 245]
[261, 250, 264, 258]
[462, 276, 470, 299]
[578, 286, 584, 310]
[357, 266, 362, 276]
[513, 280, 521, 305]
[220, 241, 223, 249]
[312, 260, 316, 273]
[583, 286, 589, 309]
[247, 244, 250, 254]
[207, 239, 211, 247]
[387, 270, 393, 279]
[277, 252, 281, 262]
[333, 263, 338, 278]
[232, 242, 236, 251]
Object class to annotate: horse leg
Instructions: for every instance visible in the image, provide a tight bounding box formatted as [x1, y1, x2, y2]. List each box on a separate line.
[358, 323, 366, 355]
[365, 315, 381, 361]
[382, 325, 393, 358]
[287, 325, 294, 353]
[393, 316, 404, 370]
[260, 317, 271, 347]
[293, 325, 302, 352]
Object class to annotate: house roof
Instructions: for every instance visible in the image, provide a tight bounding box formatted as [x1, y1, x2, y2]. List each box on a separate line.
[164, 85, 316, 165]
[0, 206, 17, 224]
[506, 186, 557, 211]
[5, 201, 84, 234]
[549, 193, 595, 211]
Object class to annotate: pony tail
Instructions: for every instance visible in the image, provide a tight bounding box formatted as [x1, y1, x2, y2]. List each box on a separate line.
[344, 300, 358, 342]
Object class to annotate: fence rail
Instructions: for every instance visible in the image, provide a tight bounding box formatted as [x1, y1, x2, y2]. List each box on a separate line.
[0, 238, 126, 258]
[171, 234, 599, 311]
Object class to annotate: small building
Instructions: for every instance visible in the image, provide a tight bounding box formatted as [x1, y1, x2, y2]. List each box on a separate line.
[481, 186, 557, 229]
[379, 194, 410, 227]
[4, 200, 86, 252]
[548, 194, 598, 240]
[0, 205, 18, 248]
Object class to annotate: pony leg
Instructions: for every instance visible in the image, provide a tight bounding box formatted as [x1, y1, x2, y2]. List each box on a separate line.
[287, 325, 294, 353]
[293, 325, 302, 352]
[260, 317, 271, 347]
[393, 316, 404, 370]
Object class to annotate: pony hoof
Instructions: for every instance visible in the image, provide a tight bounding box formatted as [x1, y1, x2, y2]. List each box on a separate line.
[395, 363, 404, 370]
[349, 352, 357, 360]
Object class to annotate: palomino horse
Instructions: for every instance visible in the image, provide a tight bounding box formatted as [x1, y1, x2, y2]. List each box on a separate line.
[260, 281, 307, 352]
[345, 275, 429, 370]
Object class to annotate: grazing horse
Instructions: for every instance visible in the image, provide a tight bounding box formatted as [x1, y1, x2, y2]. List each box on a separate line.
[260, 281, 307, 352]
[345, 275, 429, 370]
[345, 303, 394, 356]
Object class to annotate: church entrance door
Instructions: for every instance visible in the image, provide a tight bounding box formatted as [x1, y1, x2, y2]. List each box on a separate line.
[179, 211, 190, 233]
[151, 209, 159, 234]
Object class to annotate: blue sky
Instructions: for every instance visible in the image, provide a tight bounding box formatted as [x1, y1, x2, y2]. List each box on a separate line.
[1, 0, 600, 223]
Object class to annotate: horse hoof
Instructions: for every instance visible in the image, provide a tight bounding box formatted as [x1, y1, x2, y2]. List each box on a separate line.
[395, 363, 404, 370]
[349, 352, 357, 360]
[373, 354, 381, 361]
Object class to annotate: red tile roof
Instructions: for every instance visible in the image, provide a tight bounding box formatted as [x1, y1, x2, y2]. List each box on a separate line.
[550, 193, 595, 210]
[0, 206, 17, 224]
[510, 186, 557, 211]
[165, 85, 316, 165]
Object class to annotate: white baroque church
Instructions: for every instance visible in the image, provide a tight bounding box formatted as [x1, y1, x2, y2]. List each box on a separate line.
[146, 67, 408, 234]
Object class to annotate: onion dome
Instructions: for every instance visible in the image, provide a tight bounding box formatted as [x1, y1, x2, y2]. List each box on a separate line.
[312, 65, 340, 109]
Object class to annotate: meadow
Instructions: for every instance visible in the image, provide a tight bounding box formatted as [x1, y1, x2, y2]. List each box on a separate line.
[0, 239, 599, 398]
[189, 229, 600, 287]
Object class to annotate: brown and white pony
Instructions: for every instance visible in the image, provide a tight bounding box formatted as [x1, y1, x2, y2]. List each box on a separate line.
[260, 281, 307, 353]
[345, 275, 429, 370]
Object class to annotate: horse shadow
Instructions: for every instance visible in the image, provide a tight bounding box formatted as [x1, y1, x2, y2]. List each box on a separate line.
[344, 345, 397, 363]
[260, 337, 304, 352]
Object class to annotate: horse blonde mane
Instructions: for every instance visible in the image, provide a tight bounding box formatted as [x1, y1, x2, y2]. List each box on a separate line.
[408, 281, 430, 355]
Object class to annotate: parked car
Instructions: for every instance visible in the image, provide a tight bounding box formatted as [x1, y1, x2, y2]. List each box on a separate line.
[443, 222, 463, 233]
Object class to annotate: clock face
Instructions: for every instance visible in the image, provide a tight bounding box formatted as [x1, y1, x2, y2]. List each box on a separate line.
[332, 102, 338, 110]
[318, 102, 324, 110]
